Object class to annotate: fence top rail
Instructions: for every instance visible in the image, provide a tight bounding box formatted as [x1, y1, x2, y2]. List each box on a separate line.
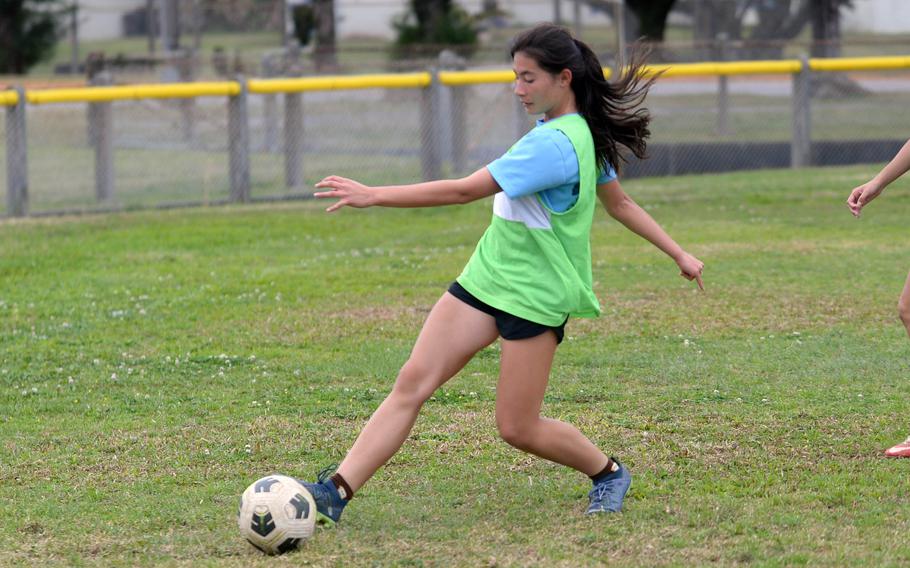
[6, 54, 910, 104]
[0, 90, 19, 106]
[26, 81, 240, 105]
[647, 59, 804, 77]
[809, 55, 910, 72]
[249, 72, 431, 94]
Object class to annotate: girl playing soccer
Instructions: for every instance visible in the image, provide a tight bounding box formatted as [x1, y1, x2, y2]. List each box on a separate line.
[846, 139, 910, 458]
[299, 23, 705, 523]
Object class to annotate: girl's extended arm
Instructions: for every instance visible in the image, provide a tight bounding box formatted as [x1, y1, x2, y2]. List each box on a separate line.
[847, 138, 910, 217]
[314, 168, 500, 212]
[597, 179, 705, 290]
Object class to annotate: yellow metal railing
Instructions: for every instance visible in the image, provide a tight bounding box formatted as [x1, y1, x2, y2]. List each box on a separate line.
[25, 81, 240, 104]
[249, 72, 431, 94]
[2, 55, 910, 106]
[645, 59, 803, 78]
[0, 90, 19, 106]
[808, 55, 910, 72]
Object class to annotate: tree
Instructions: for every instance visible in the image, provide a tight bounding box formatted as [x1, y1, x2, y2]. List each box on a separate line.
[624, 0, 676, 42]
[312, 0, 336, 70]
[392, 0, 478, 59]
[686, 0, 854, 60]
[0, 0, 68, 74]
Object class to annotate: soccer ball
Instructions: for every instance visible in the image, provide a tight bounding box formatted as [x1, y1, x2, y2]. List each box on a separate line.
[238, 474, 317, 555]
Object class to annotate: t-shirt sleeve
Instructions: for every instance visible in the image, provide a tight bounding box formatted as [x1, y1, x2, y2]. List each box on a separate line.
[486, 129, 573, 199]
[597, 164, 617, 184]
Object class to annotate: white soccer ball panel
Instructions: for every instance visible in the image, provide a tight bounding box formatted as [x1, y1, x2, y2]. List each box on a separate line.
[238, 474, 317, 555]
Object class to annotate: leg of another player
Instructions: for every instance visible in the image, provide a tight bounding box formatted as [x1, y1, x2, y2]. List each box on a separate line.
[899, 269, 910, 339]
[336, 292, 500, 491]
[885, 270, 910, 458]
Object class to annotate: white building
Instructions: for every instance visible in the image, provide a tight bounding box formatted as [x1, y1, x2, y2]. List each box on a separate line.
[78, 0, 146, 41]
[842, 0, 910, 34]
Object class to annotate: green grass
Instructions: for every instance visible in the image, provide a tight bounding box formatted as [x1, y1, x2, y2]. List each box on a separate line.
[2, 164, 910, 566]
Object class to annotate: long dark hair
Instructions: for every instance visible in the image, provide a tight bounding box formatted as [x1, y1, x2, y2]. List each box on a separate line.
[510, 23, 656, 175]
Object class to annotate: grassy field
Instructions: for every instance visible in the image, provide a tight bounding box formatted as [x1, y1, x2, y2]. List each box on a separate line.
[1, 165, 909, 566]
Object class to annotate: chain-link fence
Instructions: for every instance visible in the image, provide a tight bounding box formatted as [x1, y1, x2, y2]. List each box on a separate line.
[3, 55, 910, 217]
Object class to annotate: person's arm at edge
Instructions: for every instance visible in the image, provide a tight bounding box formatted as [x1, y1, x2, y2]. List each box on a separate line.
[596, 178, 705, 290]
[314, 168, 500, 212]
[847, 138, 910, 216]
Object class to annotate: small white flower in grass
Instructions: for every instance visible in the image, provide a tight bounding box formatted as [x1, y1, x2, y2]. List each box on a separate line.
[204, 448, 210, 455]
[139, 309, 147, 316]
[61, 322, 71, 328]
[31, 387, 37, 393]
[683, 339, 690, 346]
[294, 369, 301, 377]
[68, 377, 74, 384]
[857, 394, 864, 398]
[111, 373, 118, 381]
[93, 359, 101, 365]
[469, 392, 477, 397]
[218, 371, 224, 377]
[251, 400, 259, 406]
[762, 398, 769, 403]
[713, 389, 720, 394]
[244, 444, 252, 454]
[249, 355, 256, 362]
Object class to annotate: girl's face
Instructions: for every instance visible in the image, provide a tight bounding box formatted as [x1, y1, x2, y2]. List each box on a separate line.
[512, 51, 574, 119]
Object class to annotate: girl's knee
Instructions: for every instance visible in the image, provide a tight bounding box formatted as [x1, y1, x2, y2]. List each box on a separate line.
[389, 360, 439, 407]
[899, 300, 910, 327]
[496, 417, 536, 450]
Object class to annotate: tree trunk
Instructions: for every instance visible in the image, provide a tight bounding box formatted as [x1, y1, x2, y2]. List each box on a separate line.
[625, 0, 675, 42]
[313, 0, 337, 70]
[811, 0, 841, 58]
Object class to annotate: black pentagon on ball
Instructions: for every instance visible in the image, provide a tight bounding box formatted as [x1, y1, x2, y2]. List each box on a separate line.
[276, 537, 302, 554]
[251, 511, 275, 536]
[288, 493, 311, 519]
[254, 477, 281, 493]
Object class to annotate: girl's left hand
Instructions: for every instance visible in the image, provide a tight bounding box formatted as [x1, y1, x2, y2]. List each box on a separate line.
[675, 251, 705, 290]
[314, 175, 376, 212]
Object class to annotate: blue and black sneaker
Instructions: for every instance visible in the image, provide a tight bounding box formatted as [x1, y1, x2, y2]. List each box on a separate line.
[585, 458, 632, 514]
[297, 465, 349, 527]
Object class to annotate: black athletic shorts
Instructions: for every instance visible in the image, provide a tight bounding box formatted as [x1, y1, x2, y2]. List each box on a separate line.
[447, 281, 567, 344]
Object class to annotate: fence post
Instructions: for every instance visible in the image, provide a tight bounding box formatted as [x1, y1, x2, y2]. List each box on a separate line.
[715, 33, 730, 136]
[91, 72, 114, 203]
[5, 87, 28, 217]
[228, 76, 251, 202]
[420, 67, 441, 181]
[791, 55, 812, 168]
[261, 54, 280, 153]
[284, 91, 304, 190]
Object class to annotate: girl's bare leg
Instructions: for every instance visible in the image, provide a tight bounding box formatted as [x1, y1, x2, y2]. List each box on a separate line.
[337, 293, 499, 491]
[898, 270, 910, 339]
[495, 331, 610, 476]
[885, 270, 910, 455]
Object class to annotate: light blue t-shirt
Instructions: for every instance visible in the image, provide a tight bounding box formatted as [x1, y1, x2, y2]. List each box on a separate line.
[487, 115, 617, 213]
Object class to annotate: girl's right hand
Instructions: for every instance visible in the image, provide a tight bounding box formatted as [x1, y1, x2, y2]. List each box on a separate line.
[314, 175, 377, 212]
[846, 181, 884, 217]
[675, 251, 705, 291]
